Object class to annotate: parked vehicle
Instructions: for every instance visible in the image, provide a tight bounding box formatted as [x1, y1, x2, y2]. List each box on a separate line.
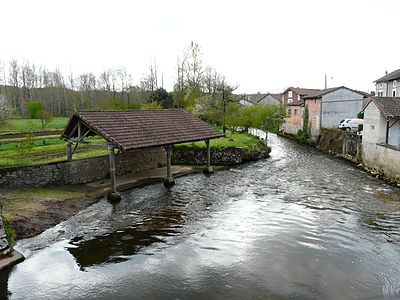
[339, 118, 363, 131]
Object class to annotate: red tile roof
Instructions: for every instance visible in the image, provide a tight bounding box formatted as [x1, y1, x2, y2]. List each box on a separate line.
[62, 110, 225, 151]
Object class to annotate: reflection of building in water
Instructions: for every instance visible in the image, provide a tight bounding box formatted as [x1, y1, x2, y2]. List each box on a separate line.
[67, 209, 185, 270]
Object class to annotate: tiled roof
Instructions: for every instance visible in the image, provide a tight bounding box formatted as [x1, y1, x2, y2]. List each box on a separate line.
[303, 86, 370, 99]
[374, 69, 400, 83]
[62, 110, 225, 151]
[258, 93, 282, 104]
[370, 97, 400, 119]
[284, 87, 321, 96]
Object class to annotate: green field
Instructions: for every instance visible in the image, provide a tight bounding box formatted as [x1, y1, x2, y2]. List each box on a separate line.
[0, 136, 108, 167]
[0, 117, 69, 134]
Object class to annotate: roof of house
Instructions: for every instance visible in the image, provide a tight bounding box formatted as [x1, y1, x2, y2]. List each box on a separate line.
[287, 100, 305, 106]
[367, 97, 400, 119]
[303, 86, 370, 99]
[61, 110, 224, 151]
[258, 93, 282, 104]
[236, 92, 267, 104]
[283, 87, 322, 96]
[374, 69, 400, 83]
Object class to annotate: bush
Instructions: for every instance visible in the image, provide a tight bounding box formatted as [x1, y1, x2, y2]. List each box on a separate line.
[27, 101, 44, 119]
[296, 129, 309, 142]
[38, 111, 54, 129]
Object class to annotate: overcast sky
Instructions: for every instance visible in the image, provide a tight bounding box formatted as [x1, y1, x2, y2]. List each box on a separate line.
[1, 0, 399, 94]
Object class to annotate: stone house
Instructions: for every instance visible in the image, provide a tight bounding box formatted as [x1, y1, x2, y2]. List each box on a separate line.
[362, 97, 400, 179]
[281, 86, 369, 137]
[236, 93, 266, 106]
[282, 102, 304, 135]
[281, 87, 321, 105]
[302, 87, 369, 138]
[375, 68, 400, 97]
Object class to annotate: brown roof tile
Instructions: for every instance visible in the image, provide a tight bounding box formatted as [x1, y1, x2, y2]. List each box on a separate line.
[370, 97, 400, 119]
[62, 110, 225, 151]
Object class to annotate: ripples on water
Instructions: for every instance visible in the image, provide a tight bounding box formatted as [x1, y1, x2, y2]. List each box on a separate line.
[2, 134, 400, 300]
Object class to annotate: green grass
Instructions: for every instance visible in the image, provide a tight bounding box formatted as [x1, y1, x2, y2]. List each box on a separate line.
[0, 117, 69, 134]
[0, 136, 108, 167]
[175, 131, 264, 150]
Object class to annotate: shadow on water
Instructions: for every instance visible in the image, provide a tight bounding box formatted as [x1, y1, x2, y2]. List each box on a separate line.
[67, 208, 185, 269]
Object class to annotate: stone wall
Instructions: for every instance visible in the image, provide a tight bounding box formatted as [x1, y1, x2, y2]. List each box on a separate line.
[173, 145, 271, 165]
[318, 129, 360, 162]
[0, 147, 165, 187]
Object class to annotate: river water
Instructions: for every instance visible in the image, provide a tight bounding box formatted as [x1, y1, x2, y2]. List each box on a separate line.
[2, 134, 400, 299]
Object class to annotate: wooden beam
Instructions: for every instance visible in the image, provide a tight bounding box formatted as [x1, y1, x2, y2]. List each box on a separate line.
[386, 120, 390, 144]
[204, 139, 213, 174]
[163, 145, 175, 187]
[66, 141, 73, 161]
[106, 146, 121, 202]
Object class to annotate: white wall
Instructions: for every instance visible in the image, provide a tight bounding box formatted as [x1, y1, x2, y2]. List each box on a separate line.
[321, 88, 365, 128]
[363, 101, 400, 179]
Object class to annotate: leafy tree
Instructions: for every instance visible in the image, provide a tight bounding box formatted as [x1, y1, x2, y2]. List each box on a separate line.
[150, 88, 173, 108]
[27, 101, 43, 118]
[183, 85, 202, 112]
[38, 111, 54, 129]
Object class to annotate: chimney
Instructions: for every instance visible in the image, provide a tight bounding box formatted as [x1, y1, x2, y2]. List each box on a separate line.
[370, 91, 375, 96]
[385, 70, 388, 75]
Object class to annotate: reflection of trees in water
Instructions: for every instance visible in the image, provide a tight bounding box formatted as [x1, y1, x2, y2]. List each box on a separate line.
[67, 209, 185, 270]
[0, 267, 12, 299]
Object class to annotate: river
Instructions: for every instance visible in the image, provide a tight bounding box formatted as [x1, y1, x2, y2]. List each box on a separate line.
[1, 134, 400, 299]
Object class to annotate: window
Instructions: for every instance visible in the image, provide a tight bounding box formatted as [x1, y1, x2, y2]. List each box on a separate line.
[294, 109, 298, 116]
[380, 83, 383, 88]
[298, 94, 301, 101]
[394, 80, 397, 88]
[288, 109, 292, 116]
[378, 91, 383, 97]
[371, 125, 375, 130]
[393, 90, 397, 97]
[288, 99, 293, 103]
[288, 91, 293, 97]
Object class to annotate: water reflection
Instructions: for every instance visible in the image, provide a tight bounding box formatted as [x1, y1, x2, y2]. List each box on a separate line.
[4, 134, 400, 300]
[67, 209, 185, 269]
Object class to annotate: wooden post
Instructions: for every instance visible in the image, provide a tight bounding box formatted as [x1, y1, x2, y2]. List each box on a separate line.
[204, 139, 213, 174]
[66, 141, 73, 161]
[386, 120, 390, 144]
[107, 146, 121, 202]
[163, 145, 175, 187]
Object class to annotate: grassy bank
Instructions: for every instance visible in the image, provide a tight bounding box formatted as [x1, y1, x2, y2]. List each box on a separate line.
[0, 131, 263, 168]
[176, 131, 264, 151]
[0, 117, 69, 134]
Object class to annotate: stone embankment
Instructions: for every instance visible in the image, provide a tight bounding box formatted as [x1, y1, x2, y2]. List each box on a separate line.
[173, 145, 271, 165]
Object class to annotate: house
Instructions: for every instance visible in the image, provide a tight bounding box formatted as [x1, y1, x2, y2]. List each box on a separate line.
[281, 87, 321, 105]
[281, 86, 369, 137]
[258, 93, 282, 105]
[236, 92, 266, 106]
[302, 86, 369, 138]
[362, 97, 400, 178]
[374, 68, 400, 97]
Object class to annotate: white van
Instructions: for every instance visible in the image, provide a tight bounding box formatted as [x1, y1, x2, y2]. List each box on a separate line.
[338, 118, 363, 131]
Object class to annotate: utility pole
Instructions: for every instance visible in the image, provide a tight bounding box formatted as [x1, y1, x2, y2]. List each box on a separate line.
[325, 74, 327, 89]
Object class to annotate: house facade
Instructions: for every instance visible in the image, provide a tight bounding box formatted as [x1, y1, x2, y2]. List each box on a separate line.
[375, 69, 400, 97]
[281, 86, 368, 137]
[362, 97, 400, 179]
[303, 87, 369, 138]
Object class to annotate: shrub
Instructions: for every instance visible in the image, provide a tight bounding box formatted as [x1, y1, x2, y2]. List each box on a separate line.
[27, 101, 44, 119]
